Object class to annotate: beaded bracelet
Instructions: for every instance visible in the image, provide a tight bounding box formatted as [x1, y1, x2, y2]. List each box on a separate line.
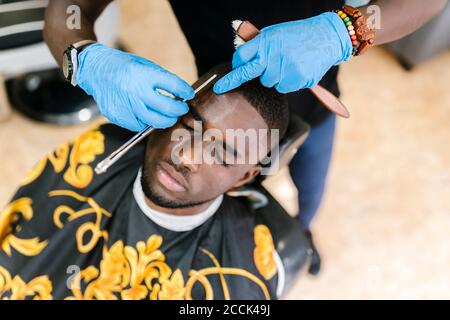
[335, 10, 358, 48]
[334, 5, 375, 56]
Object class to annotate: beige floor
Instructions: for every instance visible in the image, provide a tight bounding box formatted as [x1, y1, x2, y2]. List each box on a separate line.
[1, 0, 449, 299]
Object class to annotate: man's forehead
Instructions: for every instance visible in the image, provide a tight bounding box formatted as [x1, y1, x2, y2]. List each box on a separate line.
[194, 93, 239, 122]
[188, 91, 270, 161]
[190, 91, 268, 132]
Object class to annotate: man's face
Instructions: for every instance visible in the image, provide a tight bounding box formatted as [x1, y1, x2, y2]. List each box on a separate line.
[141, 89, 269, 209]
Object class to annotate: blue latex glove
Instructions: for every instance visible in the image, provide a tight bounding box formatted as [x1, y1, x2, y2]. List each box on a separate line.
[77, 43, 195, 131]
[214, 12, 353, 94]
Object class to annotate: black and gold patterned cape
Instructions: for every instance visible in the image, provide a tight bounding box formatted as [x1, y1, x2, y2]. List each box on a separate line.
[0, 124, 308, 300]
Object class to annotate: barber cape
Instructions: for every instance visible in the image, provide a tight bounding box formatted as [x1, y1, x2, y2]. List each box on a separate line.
[0, 124, 308, 300]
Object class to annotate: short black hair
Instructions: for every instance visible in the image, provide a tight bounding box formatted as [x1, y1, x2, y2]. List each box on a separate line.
[235, 79, 290, 139]
[197, 63, 290, 140]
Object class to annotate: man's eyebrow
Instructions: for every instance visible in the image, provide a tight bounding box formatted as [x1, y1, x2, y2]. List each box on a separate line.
[223, 140, 239, 159]
[188, 107, 205, 123]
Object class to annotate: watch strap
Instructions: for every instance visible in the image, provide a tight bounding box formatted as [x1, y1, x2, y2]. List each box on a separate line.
[72, 40, 97, 51]
[65, 40, 96, 86]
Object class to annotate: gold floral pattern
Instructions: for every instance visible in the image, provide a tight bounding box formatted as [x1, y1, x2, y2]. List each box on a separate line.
[63, 130, 104, 189]
[197, 247, 230, 299]
[20, 128, 104, 189]
[20, 158, 47, 187]
[152, 269, 185, 300]
[49, 190, 111, 254]
[48, 143, 70, 173]
[0, 198, 48, 257]
[64, 236, 272, 300]
[186, 247, 271, 300]
[19, 144, 69, 187]
[253, 225, 277, 280]
[65, 235, 173, 300]
[0, 232, 273, 300]
[0, 266, 52, 300]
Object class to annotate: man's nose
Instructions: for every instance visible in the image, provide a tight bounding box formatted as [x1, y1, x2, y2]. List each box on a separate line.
[178, 143, 200, 173]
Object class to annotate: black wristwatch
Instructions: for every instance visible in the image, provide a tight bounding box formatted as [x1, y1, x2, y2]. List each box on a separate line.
[62, 40, 96, 86]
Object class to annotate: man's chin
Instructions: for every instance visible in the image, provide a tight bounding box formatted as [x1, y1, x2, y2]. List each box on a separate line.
[141, 172, 210, 210]
[145, 185, 191, 209]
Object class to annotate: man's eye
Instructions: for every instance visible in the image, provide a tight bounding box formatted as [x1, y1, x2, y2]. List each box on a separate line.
[215, 151, 231, 168]
[180, 119, 194, 131]
[181, 117, 204, 135]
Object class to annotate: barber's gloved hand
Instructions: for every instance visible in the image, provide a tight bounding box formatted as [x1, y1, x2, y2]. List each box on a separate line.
[77, 43, 195, 132]
[214, 12, 353, 94]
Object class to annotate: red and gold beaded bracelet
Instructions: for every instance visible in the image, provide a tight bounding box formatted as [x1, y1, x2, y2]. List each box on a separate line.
[335, 5, 376, 56]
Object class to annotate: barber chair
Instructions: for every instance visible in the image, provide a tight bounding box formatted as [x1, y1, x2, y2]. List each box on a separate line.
[0, 0, 119, 124]
[228, 113, 313, 297]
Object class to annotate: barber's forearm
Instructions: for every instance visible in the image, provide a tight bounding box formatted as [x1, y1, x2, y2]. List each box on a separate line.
[359, 0, 448, 45]
[44, 0, 112, 65]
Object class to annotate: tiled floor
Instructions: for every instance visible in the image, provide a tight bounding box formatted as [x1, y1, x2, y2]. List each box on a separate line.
[0, 0, 449, 299]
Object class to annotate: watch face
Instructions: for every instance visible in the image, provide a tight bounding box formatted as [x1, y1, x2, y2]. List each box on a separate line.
[63, 53, 70, 80]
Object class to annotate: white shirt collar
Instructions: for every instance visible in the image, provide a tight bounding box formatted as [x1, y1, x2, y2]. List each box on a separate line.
[133, 169, 223, 232]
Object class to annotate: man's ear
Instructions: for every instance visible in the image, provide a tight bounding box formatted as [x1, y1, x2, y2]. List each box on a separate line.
[229, 166, 262, 191]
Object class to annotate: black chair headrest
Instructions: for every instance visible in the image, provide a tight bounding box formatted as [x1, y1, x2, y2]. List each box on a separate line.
[258, 113, 310, 180]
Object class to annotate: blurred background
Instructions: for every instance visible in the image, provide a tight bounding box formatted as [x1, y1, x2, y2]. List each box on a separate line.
[0, 0, 449, 299]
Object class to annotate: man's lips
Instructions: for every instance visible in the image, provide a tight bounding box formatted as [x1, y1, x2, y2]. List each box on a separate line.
[156, 162, 188, 193]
